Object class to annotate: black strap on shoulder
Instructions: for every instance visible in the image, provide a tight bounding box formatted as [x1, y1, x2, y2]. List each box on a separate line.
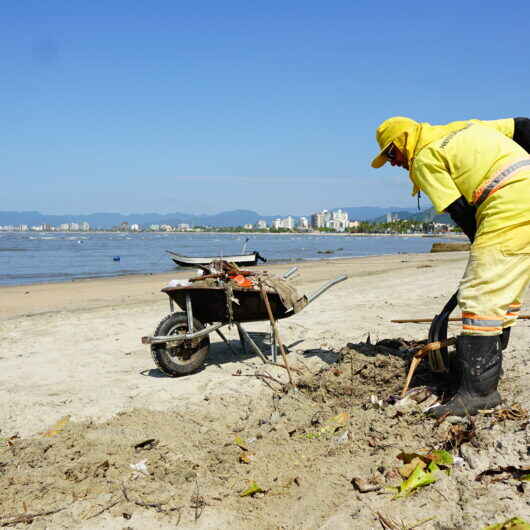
[513, 117, 530, 153]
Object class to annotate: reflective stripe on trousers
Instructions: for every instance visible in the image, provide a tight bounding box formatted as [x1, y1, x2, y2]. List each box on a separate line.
[462, 312, 503, 333]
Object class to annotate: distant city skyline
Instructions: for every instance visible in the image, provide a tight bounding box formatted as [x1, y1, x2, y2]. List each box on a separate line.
[2, 206, 452, 233]
[3, 3, 529, 214]
[0, 204, 424, 228]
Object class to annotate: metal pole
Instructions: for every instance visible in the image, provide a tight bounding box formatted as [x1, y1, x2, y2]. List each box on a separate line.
[392, 316, 530, 324]
[185, 294, 194, 333]
[237, 325, 248, 355]
[215, 329, 238, 356]
[236, 324, 269, 364]
[142, 322, 224, 345]
[270, 324, 277, 363]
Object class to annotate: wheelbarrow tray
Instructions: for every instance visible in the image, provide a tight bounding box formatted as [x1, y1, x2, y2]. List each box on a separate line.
[161, 285, 291, 324]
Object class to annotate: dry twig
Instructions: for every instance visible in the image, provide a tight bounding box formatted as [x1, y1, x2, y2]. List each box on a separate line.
[0, 506, 69, 527]
[259, 285, 293, 385]
[376, 511, 434, 530]
[233, 370, 287, 392]
[85, 499, 121, 520]
[191, 478, 205, 521]
[121, 484, 182, 518]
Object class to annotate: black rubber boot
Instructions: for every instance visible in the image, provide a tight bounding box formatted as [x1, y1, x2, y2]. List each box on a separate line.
[428, 335, 502, 418]
[501, 327, 511, 350]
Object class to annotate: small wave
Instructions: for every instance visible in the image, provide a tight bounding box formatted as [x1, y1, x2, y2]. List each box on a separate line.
[0, 271, 77, 280]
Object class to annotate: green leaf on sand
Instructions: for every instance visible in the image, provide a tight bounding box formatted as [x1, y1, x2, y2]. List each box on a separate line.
[482, 516, 530, 530]
[234, 436, 248, 451]
[240, 481, 265, 497]
[396, 463, 438, 498]
[427, 450, 453, 467]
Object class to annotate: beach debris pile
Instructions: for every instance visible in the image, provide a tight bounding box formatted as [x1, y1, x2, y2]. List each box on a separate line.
[1, 338, 528, 528]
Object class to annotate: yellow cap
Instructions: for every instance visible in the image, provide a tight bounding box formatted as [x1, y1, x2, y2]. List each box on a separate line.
[371, 116, 418, 168]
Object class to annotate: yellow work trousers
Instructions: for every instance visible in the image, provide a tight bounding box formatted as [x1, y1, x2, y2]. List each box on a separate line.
[458, 224, 530, 336]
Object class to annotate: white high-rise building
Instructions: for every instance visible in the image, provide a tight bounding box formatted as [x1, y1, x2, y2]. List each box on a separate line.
[297, 217, 309, 230]
[281, 216, 295, 230]
[311, 211, 326, 229]
[328, 209, 349, 232]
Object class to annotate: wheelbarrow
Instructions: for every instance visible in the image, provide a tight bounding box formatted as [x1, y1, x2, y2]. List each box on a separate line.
[142, 267, 347, 376]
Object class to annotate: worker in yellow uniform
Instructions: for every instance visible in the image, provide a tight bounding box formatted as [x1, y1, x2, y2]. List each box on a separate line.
[371, 116, 530, 417]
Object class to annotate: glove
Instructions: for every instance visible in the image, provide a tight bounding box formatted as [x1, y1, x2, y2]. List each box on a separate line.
[445, 196, 476, 242]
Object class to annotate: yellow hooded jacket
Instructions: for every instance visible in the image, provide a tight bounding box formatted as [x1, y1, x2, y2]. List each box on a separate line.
[373, 117, 529, 249]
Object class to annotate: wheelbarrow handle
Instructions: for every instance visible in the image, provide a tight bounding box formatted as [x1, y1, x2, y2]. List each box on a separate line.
[306, 274, 348, 305]
[282, 266, 298, 279]
[142, 322, 224, 345]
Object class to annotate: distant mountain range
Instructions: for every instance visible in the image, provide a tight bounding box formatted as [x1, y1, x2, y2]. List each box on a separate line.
[0, 206, 453, 228]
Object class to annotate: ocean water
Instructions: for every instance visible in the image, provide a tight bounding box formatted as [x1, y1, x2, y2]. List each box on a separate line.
[0, 232, 455, 287]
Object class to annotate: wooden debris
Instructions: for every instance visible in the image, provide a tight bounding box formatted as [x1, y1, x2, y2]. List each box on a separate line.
[351, 477, 381, 493]
[121, 484, 182, 515]
[401, 338, 456, 396]
[260, 285, 293, 385]
[0, 505, 69, 527]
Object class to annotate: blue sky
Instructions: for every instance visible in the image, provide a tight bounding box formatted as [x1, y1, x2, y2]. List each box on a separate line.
[3, 1, 530, 215]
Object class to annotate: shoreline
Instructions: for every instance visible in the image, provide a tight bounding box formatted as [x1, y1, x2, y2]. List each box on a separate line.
[0, 251, 469, 321]
[0, 245, 468, 290]
[1, 229, 465, 238]
[1, 230, 467, 289]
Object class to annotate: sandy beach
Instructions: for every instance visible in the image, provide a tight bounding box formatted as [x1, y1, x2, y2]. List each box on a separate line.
[1, 252, 529, 529]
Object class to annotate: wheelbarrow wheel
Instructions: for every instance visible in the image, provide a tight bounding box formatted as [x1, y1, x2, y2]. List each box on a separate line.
[151, 312, 210, 376]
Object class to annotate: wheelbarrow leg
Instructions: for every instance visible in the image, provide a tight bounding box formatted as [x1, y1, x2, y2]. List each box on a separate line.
[236, 325, 248, 355]
[215, 329, 238, 356]
[236, 324, 268, 364]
